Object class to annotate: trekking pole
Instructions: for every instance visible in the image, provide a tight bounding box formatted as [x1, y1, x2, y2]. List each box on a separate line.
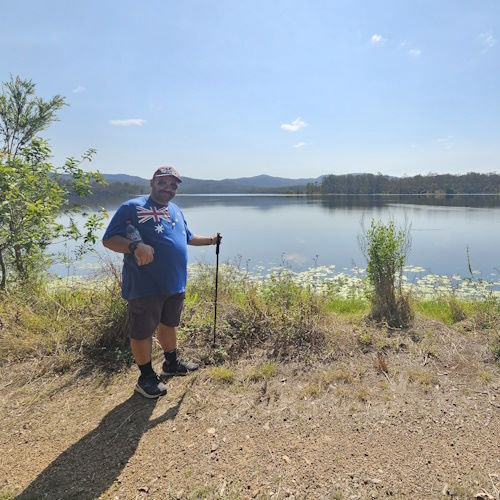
[213, 233, 222, 347]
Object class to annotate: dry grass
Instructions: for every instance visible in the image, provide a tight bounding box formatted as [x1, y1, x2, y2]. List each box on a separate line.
[373, 352, 389, 375]
[2, 331, 499, 499]
[408, 368, 437, 388]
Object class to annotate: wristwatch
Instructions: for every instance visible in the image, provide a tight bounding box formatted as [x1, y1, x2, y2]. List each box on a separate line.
[128, 240, 141, 254]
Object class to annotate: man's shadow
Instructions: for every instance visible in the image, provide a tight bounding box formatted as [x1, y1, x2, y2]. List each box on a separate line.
[18, 384, 192, 499]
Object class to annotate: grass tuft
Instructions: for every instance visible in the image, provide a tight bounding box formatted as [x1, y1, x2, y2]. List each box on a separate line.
[208, 366, 236, 383]
[408, 368, 437, 389]
[248, 362, 276, 381]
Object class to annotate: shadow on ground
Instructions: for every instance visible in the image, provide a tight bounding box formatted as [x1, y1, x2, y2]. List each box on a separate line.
[18, 387, 190, 499]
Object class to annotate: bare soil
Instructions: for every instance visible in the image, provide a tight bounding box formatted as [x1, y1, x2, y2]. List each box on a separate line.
[1, 317, 499, 499]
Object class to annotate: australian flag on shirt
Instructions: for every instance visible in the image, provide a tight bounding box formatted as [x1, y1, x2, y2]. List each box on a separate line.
[102, 196, 193, 300]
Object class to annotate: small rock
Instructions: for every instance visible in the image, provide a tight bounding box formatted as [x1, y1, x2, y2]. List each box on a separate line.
[176, 490, 184, 499]
[263, 422, 270, 431]
[207, 427, 216, 435]
[442, 483, 450, 496]
[371, 478, 381, 485]
[220, 481, 227, 496]
[211, 443, 219, 452]
[138, 486, 149, 493]
[282, 455, 291, 464]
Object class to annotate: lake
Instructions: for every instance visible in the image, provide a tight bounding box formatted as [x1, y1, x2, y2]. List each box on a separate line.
[51, 194, 500, 286]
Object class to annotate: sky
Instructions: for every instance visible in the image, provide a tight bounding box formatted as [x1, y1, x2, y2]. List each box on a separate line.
[1, 0, 499, 179]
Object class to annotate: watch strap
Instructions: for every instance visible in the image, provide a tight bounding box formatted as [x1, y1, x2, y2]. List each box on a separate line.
[128, 240, 141, 254]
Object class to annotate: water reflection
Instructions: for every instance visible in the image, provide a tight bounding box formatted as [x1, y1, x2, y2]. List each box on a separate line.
[172, 194, 500, 210]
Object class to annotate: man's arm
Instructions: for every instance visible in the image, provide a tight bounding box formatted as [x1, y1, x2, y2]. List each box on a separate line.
[188, 234, 221, 246]
[103, 235, 155, 266]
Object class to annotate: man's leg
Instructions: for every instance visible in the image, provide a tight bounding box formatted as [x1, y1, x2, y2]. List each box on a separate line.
[156, 323, 177, 352]
[157, 293, 199, 376]
[130, 337, 154, 365]
[158, 323, 198, 376]
[128, 298, 167, 398]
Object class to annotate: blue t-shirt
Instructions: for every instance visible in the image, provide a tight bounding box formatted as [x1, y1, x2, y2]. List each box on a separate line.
[102, 196, 193, 300]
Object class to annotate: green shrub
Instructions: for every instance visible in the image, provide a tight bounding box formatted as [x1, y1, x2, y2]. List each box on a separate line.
[359, 218, 413, 328]
[182, 265, 327, 358]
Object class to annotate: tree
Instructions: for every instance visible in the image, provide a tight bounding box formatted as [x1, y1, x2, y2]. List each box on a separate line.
[0, 76, 105, 288]
[0, 75, 66, 158]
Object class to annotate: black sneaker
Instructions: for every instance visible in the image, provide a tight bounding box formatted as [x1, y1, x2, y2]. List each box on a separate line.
[135, 373, 167, 399]
[161, 358, 199, 377]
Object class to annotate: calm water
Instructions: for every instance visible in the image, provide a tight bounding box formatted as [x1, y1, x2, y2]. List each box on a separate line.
[51, 194, 500, 280]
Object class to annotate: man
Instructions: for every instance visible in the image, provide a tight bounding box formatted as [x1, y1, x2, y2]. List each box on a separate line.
[103, 166, 221, 398]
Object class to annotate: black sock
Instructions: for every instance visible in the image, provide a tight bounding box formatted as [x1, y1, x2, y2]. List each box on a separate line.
[164, 349, 177, 365]
[138, 361, 154, 378]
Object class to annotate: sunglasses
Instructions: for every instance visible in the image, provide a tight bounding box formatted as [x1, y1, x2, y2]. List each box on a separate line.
[155, 179, 179, 190]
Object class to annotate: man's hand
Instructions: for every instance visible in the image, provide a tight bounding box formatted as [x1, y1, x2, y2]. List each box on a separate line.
[188, 233, 223, 246]
[133, 242, 155, 266]
[210, 233, 222, 245]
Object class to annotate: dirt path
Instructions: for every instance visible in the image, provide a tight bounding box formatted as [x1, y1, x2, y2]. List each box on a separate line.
[1, 321, 499, 499]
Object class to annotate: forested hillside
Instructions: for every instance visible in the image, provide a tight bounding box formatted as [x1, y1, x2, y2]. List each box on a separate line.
[307, 172, 500, 194]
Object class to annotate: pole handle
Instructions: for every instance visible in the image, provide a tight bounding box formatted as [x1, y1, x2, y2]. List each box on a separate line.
[215, 232, 221, 255]
[213, 232, 221, 347]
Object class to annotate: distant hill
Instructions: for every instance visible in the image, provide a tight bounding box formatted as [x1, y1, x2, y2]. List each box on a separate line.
[101, 173, 149, 186]
[99, 173, 323, 194]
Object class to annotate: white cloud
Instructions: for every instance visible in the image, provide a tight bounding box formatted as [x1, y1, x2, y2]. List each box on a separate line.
[408, 48, 421, 57]
[479, 31, 497, 52]
[370, 33, 386, 45]
[293, 141, 307, 148]
[109, 118, 146, 127]
[281, 117, 308, 132]
[72, 86, 86, 94]
[437, 136, 454, 150]
[399, 40, 408, 49]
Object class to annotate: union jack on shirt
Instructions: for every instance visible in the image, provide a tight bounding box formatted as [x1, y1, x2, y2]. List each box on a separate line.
[136, 205, 170, 224]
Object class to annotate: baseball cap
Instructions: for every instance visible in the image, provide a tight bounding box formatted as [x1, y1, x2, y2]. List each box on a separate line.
[152, 166, 182, 182]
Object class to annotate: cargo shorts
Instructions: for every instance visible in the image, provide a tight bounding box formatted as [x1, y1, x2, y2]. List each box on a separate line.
[127, 292, 185, 340]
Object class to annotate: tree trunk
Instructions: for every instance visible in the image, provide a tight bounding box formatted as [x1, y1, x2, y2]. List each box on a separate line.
[0, 249, 6, 290]
[14, 245, 25, 277]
